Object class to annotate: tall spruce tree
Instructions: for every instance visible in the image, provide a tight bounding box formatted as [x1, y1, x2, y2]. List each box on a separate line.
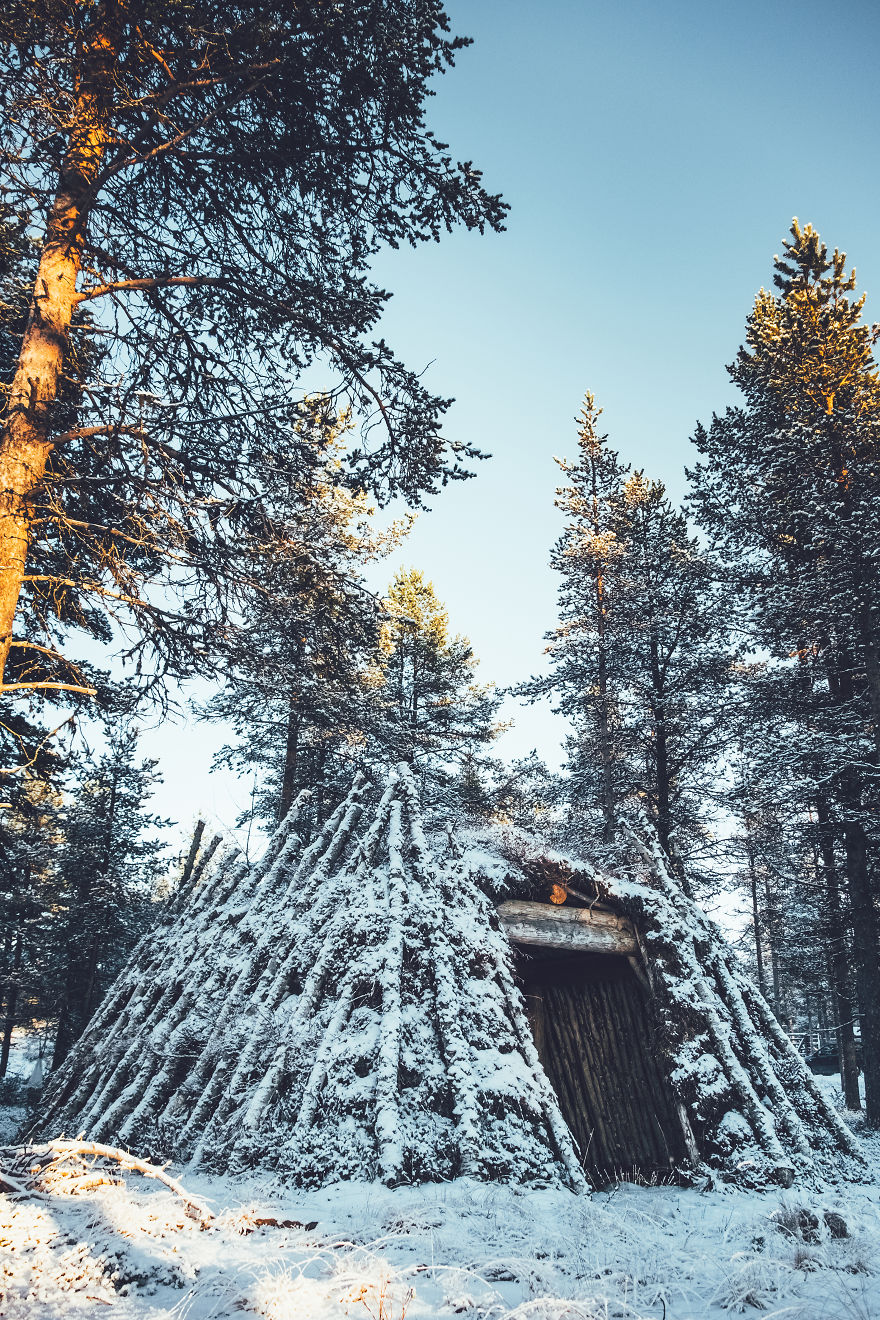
[688, 220, 880, 1124]
[531, 396, 630, 842]
[375, 567, 503, 789]
[205, 402, 410, 833]
[608, 471, 730, 881]
[525, 397, 729, 885]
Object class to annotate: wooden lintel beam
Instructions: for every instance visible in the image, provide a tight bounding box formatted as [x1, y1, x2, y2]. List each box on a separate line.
[497, 900, 638, 956]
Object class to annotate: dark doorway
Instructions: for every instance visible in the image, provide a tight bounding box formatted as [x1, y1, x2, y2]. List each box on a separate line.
[518, 948, 691, 1184]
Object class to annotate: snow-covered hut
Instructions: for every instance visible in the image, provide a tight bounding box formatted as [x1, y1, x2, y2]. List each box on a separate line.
[33, 766, 586, 1191]
[32, 766, 863, 1191]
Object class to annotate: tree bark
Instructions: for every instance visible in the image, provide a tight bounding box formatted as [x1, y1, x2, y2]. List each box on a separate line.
[815, 793, 862, 1110]
[588, 454, 615, 843]
[0, 927, 23, 1077]
[824, 647, 880, 1125]
[647, 622, 694, 896]
[0, 9, 118, 680]
[762, 868, 784, 1020]
[841, 803, 880, 1125]
[745, 832, 768, 1001]
[649, 626, 672, 852]
[278, 697, 301, 822]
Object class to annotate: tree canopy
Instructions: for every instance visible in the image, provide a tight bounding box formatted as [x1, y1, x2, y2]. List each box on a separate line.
[0, 0, 506, 705]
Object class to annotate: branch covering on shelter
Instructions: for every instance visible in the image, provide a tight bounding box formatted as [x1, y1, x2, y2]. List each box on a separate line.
[33, 766, 587, 1191]
[33, 770, 865, 1192]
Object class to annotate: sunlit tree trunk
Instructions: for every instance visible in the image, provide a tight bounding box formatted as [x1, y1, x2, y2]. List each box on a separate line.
[0, 12, 117, 680]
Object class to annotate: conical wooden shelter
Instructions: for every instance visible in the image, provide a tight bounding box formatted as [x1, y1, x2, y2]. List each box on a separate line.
[35, 769, 864, 1191]
[34, 766, 587, 1190]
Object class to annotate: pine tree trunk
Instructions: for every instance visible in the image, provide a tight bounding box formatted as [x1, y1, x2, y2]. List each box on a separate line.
[54, 764, 119, 1062]
[52, 946, 95, 1069]
[0, 926, 12, 1068]
[825, 647, 880, 1125]
[746, 835, 768, 1001]
[815, 793, 861, 1110]
[763, 870, 784, 1020]
[0, 927, 23, 1077]
[53, 886, 100, 1069]
[856, 600, 880, 763]
[278, 698, 301, 822]
[649, 628, 672, 849]
[648, 625, 693, 897]
[314, 744, 327, 823]
[589, 453, 615, 843]
[0, 10, 117, 680]
[842, 805, 880, 1125]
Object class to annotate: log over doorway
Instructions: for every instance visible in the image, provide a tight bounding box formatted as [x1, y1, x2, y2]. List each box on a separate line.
[499, 900, 692, 1184]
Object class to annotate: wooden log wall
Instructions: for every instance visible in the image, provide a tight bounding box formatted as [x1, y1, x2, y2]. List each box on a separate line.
[518, 951, 690, 1183]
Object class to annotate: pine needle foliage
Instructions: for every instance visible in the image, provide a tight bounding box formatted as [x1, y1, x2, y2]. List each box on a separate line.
[0, 0, 507, 701]
[688, 220, 880, 1126]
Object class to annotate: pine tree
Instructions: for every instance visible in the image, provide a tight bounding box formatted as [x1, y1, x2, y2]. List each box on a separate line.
[374, 568, 503, 791]
[204, 401, 410, 833]
[608, 471, 730, 881]
[50, 724, 167, 1066]
[689, 220, 880, 1123]
[545, 396, 629, 843]
[0, 777, 62, 1077]
[0, 201, 108, 729]
[0, 1, 506, 704]
[526, 396, 729, 885]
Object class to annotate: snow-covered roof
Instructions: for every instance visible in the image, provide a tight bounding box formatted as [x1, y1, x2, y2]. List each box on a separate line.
[34, 766, 586, 1192]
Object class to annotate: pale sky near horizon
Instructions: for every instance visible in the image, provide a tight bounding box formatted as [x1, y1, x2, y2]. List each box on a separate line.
[137, 0, 880, 843]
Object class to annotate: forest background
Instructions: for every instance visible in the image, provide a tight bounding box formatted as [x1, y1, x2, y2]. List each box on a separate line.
[3, 0, 880, 1124]
[138, 0, 880, 829]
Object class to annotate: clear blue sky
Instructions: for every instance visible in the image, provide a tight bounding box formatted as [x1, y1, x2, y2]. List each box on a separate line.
[141, 0, 880, 836]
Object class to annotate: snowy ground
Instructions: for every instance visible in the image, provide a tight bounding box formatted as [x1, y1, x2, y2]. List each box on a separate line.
[2, 1061, 879, 1320]
[3, 1127, 879, 1320]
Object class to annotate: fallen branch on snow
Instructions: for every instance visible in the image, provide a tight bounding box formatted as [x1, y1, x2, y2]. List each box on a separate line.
[45, 1140, 216, 1224]
[1, 1140, 215, 1224]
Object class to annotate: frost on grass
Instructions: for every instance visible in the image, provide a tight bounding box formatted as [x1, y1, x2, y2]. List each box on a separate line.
[2, 1161, 880, 1320]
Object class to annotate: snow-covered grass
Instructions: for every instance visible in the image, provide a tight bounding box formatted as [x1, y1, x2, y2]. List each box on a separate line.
[4, 1068, 879, 1319]
[3, 1157, 879, 1320]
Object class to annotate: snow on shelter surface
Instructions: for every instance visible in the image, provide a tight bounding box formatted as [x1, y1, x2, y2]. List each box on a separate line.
[32, 767, 865, 1192]
[32, 767, 585, 1190]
